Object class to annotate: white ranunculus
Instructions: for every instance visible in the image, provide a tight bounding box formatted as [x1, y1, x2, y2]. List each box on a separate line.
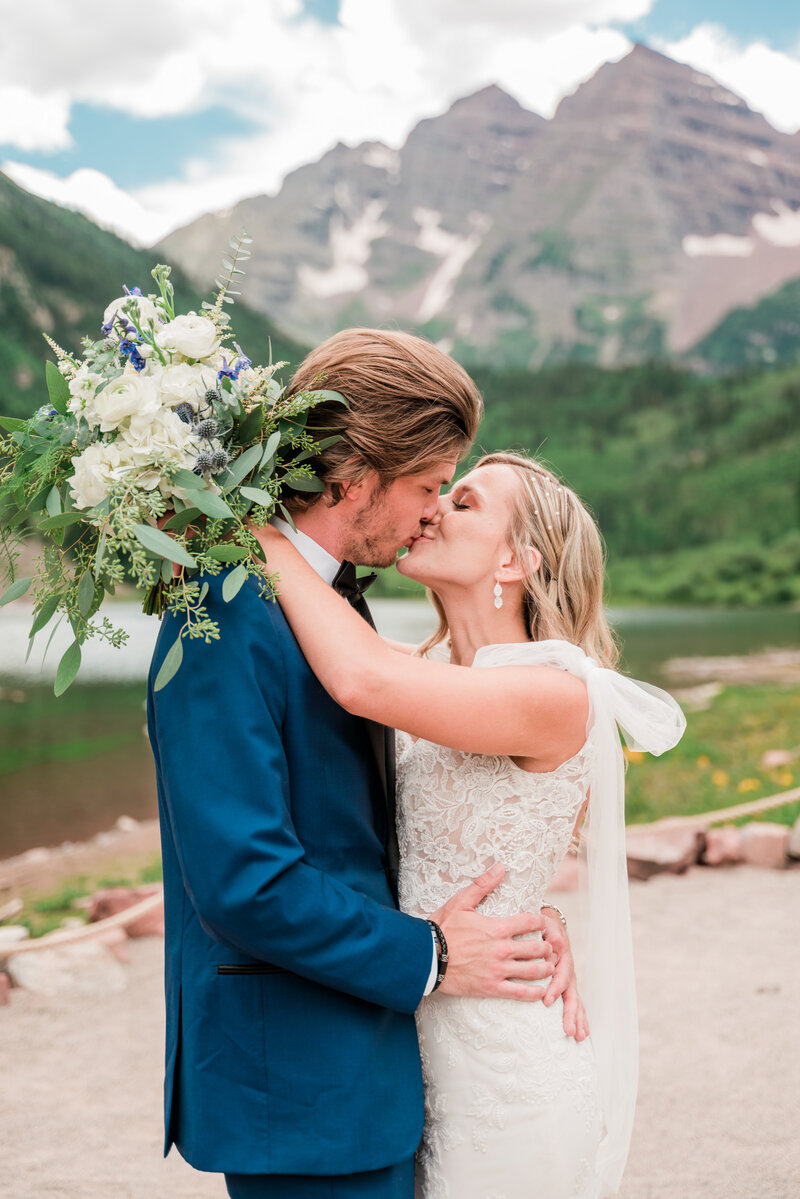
[68, 442, 127, 510]
[103, 293, 160, 335]
[93, 373, 161, 433]
[155, 313, 220, 361]
[158, 362, 219, 411]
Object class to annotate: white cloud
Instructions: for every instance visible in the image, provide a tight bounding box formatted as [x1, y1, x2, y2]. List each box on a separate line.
[0, 87, 71, 152]
[664, 23, 800, 134]
[1, 0, 652, 241]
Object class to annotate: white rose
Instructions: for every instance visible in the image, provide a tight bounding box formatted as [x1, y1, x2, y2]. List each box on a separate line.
[103, 293, 160, 335]
[158, 362, 219, 411]
[94, 373, 161, 433]
[68, 443, 126, 510]
[155, 313, 220, 361]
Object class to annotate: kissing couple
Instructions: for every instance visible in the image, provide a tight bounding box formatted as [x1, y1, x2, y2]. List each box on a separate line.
[148, 328, 685, 1198]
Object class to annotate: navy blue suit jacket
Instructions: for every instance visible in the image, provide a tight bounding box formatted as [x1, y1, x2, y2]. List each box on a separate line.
[147, 571, 433, 1175]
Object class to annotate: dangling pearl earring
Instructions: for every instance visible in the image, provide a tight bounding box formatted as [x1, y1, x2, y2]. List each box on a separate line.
[493, 579, 503, 610]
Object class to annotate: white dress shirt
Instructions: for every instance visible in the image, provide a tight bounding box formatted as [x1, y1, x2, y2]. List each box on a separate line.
[272, 516, 439, 996]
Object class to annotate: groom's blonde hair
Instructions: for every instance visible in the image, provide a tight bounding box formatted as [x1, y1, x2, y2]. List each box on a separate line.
[283, 328, 482, 508]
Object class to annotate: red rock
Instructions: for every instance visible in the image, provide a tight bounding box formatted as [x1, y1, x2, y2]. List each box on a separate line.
[0, 972, 11, 1006]
[702, 826, 742, 866]
[89, 885, 164, 938]
[740, 823, 789, 869]
[625, 827, 704, 880]
[549, 855, 580, 892]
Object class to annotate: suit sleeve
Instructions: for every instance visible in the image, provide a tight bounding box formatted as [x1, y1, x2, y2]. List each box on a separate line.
[148, 573, 433, 1014]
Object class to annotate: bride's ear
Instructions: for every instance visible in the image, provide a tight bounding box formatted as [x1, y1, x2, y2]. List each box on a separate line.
[496, 544, 542, 583]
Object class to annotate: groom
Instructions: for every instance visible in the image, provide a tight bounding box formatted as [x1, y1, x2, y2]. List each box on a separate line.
[147, 328, 576, 1199]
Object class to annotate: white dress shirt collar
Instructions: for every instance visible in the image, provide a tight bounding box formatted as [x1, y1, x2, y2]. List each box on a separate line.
[272, 516, 341, 585]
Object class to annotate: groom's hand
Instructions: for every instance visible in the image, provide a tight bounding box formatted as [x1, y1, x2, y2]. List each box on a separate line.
[430, 864, 555, 1002]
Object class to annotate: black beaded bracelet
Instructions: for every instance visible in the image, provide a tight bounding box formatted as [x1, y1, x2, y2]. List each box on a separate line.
[426, 919, 449, 992]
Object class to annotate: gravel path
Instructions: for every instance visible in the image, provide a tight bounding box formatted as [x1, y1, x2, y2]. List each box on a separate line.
[2, 866, 798, 1199]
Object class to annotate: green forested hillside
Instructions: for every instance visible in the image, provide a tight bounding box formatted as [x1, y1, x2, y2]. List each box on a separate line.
[690, 277, 800, 372]
[0, 171, 308, 421]
[470, 361, 800, 606]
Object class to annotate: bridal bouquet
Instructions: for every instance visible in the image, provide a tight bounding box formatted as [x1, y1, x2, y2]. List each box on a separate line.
[0, 234, 340, 694]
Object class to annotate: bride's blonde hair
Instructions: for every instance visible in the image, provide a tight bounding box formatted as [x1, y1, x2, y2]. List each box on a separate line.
[420, 451, 620, 668]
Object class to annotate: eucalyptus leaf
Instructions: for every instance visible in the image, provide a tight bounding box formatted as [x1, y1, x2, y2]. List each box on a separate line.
[154, 632, 183, 692]
[206, 544, 249, 563]
[29, 593, 62, 636]
[222, 563, 248, 603]
[278, 504, 297, 533]
[190, 488, 235, 521]
[45, 360, 69, 413]
[236, 406, 264, 445]
[45, 485, 62, 517]
[39, 511, 87, 531]
[0, 415, 27, 433]
[161, 507, 202, 534]
[222, 443, 263, 491]
[260, 430, 281, 466]
[54, 639, 82, 697]
[304, 388, 349, 408]
[170, 468, 205, 490]
[77, 570, 95, 617]
[133, 523, 198, 568]
[161, 558, 175, 584]
[240, 486, 274, 506]
[0, 576, 32, 605]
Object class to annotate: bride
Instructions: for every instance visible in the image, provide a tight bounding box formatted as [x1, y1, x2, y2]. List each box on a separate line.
[253, 451, 685, 1199]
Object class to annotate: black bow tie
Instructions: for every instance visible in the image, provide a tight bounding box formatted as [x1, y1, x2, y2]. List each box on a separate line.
[332, 560, 378, 605]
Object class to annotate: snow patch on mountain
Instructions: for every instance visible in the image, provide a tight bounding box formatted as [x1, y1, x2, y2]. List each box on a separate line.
[414, 208, 490, 323]
[297, 199, 387, 298]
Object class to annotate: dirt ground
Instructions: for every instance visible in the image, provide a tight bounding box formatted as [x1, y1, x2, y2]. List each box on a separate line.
[2, 865, 799, 1199]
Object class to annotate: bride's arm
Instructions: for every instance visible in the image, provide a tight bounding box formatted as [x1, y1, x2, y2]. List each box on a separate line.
[253, 525, 588, 760]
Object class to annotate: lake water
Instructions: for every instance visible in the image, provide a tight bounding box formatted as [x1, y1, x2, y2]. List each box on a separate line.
[1, 601, 797, 858]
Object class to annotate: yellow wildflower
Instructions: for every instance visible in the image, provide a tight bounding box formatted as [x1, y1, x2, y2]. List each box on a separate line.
[711, 770, 730, 787]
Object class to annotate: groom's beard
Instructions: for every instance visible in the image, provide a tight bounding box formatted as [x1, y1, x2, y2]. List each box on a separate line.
[346, 488, 413, 569]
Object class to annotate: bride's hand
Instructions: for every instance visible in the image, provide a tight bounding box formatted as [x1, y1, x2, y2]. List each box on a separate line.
[541, 913, 590, 1041]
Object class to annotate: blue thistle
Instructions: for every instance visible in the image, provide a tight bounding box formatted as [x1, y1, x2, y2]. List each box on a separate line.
[210, 448, 230, 474]
[175, 403, 195, 424]
[193, 451, 214, 475]
[204, 388, 221, 405]
[195, 418, 218, 440]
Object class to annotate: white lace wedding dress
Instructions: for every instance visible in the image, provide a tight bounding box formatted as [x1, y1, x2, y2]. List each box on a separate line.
[396, 640, 686, 1199]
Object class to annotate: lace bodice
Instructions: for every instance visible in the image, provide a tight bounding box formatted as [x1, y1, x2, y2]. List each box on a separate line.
[397, 641, 597, 920]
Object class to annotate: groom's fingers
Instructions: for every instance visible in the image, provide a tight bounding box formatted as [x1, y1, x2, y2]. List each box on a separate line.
[445, 863, 506, 912]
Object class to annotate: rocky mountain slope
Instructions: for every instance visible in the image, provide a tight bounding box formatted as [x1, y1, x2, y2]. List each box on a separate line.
[161, 44, 800, 369]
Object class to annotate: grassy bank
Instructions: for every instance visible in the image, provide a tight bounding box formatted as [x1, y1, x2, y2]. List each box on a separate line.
[16, 856, 162, 939]
[625, 683, 800, 826]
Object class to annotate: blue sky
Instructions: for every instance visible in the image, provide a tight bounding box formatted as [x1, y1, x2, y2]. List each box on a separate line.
[1, 1, 798, 245]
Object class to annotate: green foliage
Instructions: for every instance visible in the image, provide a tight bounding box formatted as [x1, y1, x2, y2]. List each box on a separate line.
[524, 229, 577, 274]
